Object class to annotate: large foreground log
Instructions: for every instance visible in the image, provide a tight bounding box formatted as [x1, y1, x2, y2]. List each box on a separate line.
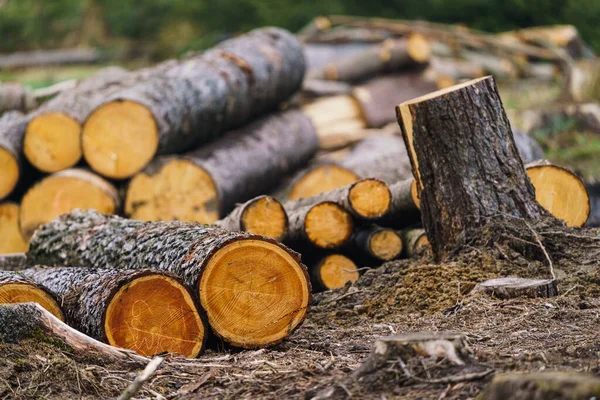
[83, 27, 305, 179]
[0, 271, 63, 320]
[20, 169, 119, 240]
[22, 267, 206, 357]
[397, 77, 550, 260]
[125, 110, 318, 223]
[27, 210, 310, 348]
[0, 111, 27, 200]
[0, 203, 28, 254]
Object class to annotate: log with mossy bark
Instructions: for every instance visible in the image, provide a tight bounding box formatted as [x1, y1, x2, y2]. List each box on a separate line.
[0, 270, 64, 320]
[213, 195, 288, 241]
[22, 266, 207, 357]
[82, 27, 305, 179]
[19, 168, 120, 240]
[0, 202, 28, 254]
[285, 202, 354, 250]
[0, 111, 27, 200]
[26, 210, 311, 348]
[125, 110, 318, 224]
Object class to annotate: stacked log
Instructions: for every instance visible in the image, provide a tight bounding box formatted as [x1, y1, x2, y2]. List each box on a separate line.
[0, 270, 63, 320]
[0, 203, 28, 254]
[352, 225, 403, 262]
[285, 202, 354, 250]
[308, 254, 359, 291]
[0, 111, 27, 200]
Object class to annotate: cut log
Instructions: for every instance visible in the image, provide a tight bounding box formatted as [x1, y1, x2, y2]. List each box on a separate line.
[563, 60, 600, 103]
[306, 35, 430, 83]
[397, 77, 550, 260]
[288, 135, 412, 200]
[301, 95, 365, 133]
[498, 25, 590, 59]
[0, 48, 102, 69]
[308, 254, 359, 291]
[0, 253, 26, 271]
[20, 169, 119, 240]
[476, 277, 558, 299]
[429, 57, 485, 82]
[286, 202, 354, 250]
[0, 82, 35, 113]
[377, 178, 421, 228]
[518, 103, 600, 135]
[484, 372, 600, 400]
[27, 210, 311, 348]
[353, 225, 403, 262]
[0, 111, 27, 200]
[83, 27, 305, 179]
[22, 267, 206, 358]
[214, 195, 288, 241]
[460, 50, 518, 80]
[303, 42, 378, 70]
[297, 16, 332, 42]
[0, 270, 64, 320]
[0, 203, 28, 254]
[301, 79, 353, 98]
[0, 303, 148, 365]
[284, 178, 391, 221]
[401, 229, 431, 258]
[125, 110, 318, 223]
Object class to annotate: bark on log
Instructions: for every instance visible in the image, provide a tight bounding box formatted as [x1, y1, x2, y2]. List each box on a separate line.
[284, 178, 391, 221]
[352, 225, 403, 262]
[125, 110, 318, 224]
[303, 42, 377, 70]
[213, 195, 288, 241]
[301, 79, 353, 98]
[484, 372, 600, 400]
[376, 178, 421, 229]
[0, 48, 102, 69]
[83, 27, 305, 179]
[0, 202, 28, 254]
[285, 202, 354, 250]
[397, 77, 550, 260]
[0, 82, 35, 113]
[401, 229, 431, 258]
[26, 210, 311, 348]
[20, 168, 120, 240]
[0, 111, 27, 200]
[0, 253, 26, 271]
[22, 266, 207, 357]
[308, 254, 359, 291]
[476, 277, 558, 299]
[0, 270, 63, 320]
[0, 302, 148, 365]
[498, 25, 591, 59]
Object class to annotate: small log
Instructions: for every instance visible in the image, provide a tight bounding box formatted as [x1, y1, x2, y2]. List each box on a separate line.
[0, 270, 64, 320]
[286, 202, 354, 250]
[498, 25, 590, 59]
[526, 161, 590, 227]
[296, 16, 332, 42]
[0, 302, 148, 365]
[125, 110, 318, 224]
[214, 195, 288, 241]
[301, 79, 353, 98]
[22, 267, 207, 357]
[476, 277, 558, 299]
[0, 111, 27, 200]
[20, 169, 120, 240]
[377, 178, 421, 228]
[0, 203, 28, 254]
[83, 28, 305, 179]
[484, 372, 600, 400]
[308, 254, 359, 291]
[307, 35, 430, 83]
[353, 225, 403, 262]
[0, 253, 27, 271]
[284, 178, 391, 221]
[303, 42, 377, 70]
[401, 229, 431, 258]
[0, 48, 102, 69]
[0, 82, 35, 113]
[27, 210, 311, 348]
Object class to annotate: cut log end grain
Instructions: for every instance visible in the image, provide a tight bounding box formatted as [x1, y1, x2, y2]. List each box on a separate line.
[314, 254, 359, 290]
[20, 169, 119, 240]
[0, 147, 19, 200]
[526, 163, 590, 227]
[0, 272, 63, 321]
[24, 113, 81, 173]
[0, 203, 28, 254]
[105, 274, 205, 358]
[199, 239, 310, 348]
[125, 159, 219, 224]
[406, 33, 431, 63]
[306, 202, 354, 248]
[83, 100, 159, 179]
[289, 164, 359, 200]
[240, 197, 288, 240]
[349, 179, 391, 219]
[369, 228, 403, 261]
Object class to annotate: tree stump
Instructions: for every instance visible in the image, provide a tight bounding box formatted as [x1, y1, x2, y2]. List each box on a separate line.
[476, 277, 558, 299]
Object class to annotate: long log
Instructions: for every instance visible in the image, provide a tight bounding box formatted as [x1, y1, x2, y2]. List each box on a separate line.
[0, 111, 27, 200]
[26, 210, 311, 348]
[83, 27, 305, 179]
[213, 195, 288, 241]
[20, 169, 120, 240]
[0, 270, 64, 320]
[286, 202, 354, 250]
[0, 202, 28, 254]
[125, 110, 318, 224]
[352, 225, 403, 262]
[308, 253, 359, 291]
[397, 77, 550, 260]
[22, 267, 207, 357]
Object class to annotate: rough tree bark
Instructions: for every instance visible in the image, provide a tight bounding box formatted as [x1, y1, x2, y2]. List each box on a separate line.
[26, 210, 310, 349]
[22, 267, 207, 357]
[476, 277, 558, 299]
[0, 270, 64, 320]
[401, 228, 430, 258]
[0, 253, 27, 271]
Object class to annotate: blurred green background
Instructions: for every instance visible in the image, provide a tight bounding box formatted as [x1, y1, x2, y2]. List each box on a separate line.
[1, 0, 600, 59]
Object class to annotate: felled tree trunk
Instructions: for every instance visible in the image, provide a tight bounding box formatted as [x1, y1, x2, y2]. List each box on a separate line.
[214, 195, 288, 241]
[0, 111, 27, 200]
[22, 267, 207, 357]
[83, 27, 305, 179]
[285, 202, 354, 250]
[397, 77, 550, 260]
[27, 210, 310, 349]
[125, 110, 318, 224]
[0, 270, 64, 320]
[307, 253, 359, 291]
[0, 203, 28, 254]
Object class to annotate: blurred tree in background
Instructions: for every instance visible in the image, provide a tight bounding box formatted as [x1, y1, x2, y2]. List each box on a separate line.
[1, 0, 599, 58]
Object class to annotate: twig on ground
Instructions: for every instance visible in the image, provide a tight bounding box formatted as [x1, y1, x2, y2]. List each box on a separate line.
[117, 356, 165, 400]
